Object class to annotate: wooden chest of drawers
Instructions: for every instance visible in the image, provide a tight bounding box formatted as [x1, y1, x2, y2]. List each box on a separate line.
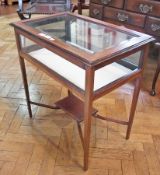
[89, 0, 160, 41]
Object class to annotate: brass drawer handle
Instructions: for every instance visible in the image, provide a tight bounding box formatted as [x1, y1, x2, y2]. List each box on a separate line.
[151, 24, 160, 32]
[93, 9, 100, 16]
[101, 0, 111, 5]
[139, 4, 153, 14]
[117, 13, 129, 22]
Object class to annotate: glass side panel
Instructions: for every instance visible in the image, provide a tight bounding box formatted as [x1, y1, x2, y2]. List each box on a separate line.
[20, 35, 142, 91]
[26, 14, 138, 54]
[117, 51, 141, 71]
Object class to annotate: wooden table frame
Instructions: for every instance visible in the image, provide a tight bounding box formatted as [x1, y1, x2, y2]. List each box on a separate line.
[17, 0, 73, 20]
[72, 0, 89, 15]
[11, 12, 154, 170]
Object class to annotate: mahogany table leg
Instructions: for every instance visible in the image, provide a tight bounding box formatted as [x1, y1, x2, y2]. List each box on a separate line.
[19, 57, 33, 118]
[14, 32, 33, 118]
[78, 0, 82, 15]
[83, 67, 94, 171]
[126, 77, 141, 139]
[150, 62, 160, 96]
[150, 43, 160, 96]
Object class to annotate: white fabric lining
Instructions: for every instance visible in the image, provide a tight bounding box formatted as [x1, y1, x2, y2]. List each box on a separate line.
[29, 48, 132, 91]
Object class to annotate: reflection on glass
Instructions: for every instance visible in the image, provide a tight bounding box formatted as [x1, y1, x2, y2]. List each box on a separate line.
[26, 14, 137, 54]
[117, 51, 141, 71]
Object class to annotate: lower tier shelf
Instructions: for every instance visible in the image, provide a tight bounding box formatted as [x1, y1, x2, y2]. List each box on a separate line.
[55, 94, 97, 122]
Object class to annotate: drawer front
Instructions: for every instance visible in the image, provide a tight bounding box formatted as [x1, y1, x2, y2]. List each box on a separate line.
[90, 3, 103, 20]
[125, 0, 160, 17]
[104, 7, 145, 28]
[90, 0, 124, 8]
[145, 16, 160, 38]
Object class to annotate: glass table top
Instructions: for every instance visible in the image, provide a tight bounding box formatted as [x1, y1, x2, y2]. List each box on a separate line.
[26, 14, 138, 54]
